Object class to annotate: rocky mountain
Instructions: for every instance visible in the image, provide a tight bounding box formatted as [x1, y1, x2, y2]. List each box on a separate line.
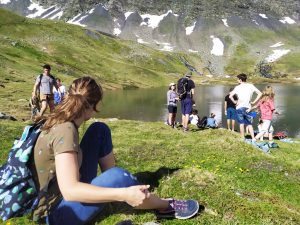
[1, 0, 300, 76]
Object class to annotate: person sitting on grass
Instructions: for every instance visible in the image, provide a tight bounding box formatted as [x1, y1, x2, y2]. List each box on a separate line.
[31, 77, 199, 225]
[189, 109, 200, 126]
[206, 113, 218, 128]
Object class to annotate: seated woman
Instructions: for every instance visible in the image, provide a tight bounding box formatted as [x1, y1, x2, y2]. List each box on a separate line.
[32, 77, 199, 225]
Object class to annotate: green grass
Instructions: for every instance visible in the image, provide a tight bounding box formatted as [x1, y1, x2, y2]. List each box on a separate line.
[225, 44, 256, 75]
[0, 120, 299, 225]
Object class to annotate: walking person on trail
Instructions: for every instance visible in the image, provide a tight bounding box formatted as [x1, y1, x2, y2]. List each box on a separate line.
[32, 64, 60, 116]
[29, 77, 199, 224]
[224, 88, 238, 131]
[229, 73, 262, 140]
[177, 73, 195, 132]
[166, 82, 179, 128]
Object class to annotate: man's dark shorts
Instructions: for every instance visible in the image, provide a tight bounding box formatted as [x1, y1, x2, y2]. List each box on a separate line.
[181, 98, 192, 115]
[236, 107, 253, 125]
[226, 107, 236, 120]
[168, 105, 177, 113]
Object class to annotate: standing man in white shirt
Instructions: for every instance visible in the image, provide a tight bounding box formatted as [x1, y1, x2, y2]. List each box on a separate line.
[229, 73, 262, 140]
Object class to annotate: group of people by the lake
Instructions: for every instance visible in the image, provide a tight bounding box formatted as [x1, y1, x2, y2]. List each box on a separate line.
[166, 73, 278, 151]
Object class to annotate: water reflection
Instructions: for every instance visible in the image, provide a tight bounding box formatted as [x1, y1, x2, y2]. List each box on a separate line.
[98, 84, 300, 138]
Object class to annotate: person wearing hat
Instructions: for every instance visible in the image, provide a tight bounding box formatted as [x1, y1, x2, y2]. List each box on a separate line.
[32, 64, 60, 116]
[178, 73, 195, 132]
[166, 82, 179, 128]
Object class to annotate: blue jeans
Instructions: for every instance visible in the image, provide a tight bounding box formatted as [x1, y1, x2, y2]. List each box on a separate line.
[47, 122, 139, 225]
[236, 107, 253, 125]
[226, 107, 236, 120]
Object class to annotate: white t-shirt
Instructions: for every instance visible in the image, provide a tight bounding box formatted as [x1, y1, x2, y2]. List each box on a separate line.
[232, 83, 260, 109]
[189, 114, 199, 125]
[53, 85, 66, 95]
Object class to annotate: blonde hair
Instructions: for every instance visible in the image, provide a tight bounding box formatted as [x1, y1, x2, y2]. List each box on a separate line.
[260, 85, 275, 102]
[36, 76, 103, 131]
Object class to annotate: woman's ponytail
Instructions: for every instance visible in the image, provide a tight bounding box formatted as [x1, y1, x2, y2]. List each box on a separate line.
[40, 77, 103, 131]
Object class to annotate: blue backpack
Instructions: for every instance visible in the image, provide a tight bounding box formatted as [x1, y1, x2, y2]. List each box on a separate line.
[0, 123, 43, 221]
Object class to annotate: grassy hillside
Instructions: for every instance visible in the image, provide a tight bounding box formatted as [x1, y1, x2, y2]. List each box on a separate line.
[0, 119, 299, 225]
[0, 8, 201, 119]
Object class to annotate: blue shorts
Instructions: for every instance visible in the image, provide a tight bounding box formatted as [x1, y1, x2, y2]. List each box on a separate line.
[226, 107, 236, 120]
[181, 98, 192, 115]
[236, 107, 253, 125]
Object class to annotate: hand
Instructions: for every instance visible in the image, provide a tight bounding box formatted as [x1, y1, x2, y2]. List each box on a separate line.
[124, 185, 150, 207]
[224, 111, 227, 115]
[246, 108, 251, 113]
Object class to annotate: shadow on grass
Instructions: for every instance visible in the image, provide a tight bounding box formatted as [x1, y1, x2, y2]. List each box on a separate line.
[90, 167, 182, 224]
[134, 166, 180, 191]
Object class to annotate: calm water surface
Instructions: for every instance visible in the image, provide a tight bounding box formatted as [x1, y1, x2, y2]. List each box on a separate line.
[98, 84, 300, 138]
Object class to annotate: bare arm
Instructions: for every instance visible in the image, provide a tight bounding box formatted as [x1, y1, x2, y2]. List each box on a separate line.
[224, 101, 227, 115]
[32, 83, 39, 97]
[247, 104, 258, 112]
[55, 151, 149, 206]
[229, 92, 237, 105]
[191, 88, 195, 102]
[251, 87, 262, 105]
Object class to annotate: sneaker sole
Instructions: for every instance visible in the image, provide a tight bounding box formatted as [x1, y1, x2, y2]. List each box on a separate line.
[175, 201, 199, 219]
[157, 201, 199, 220]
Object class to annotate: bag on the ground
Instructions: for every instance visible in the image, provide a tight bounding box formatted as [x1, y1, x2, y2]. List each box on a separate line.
[0, 123, 43, 221]
[177, 77, 189, 100]
[29, 96, 40, 119]
[273, 131, 287, 140]
[197, 116, 208, 129]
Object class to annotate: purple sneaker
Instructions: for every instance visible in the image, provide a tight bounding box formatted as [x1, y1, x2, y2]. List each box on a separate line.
[156, 199, 199, 219]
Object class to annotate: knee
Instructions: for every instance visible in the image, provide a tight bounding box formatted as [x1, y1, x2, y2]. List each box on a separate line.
[86, 122, 111, 136]
[92, 167, 139, 188]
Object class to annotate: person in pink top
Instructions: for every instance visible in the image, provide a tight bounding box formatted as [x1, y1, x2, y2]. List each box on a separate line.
[248, 85, 277, 146]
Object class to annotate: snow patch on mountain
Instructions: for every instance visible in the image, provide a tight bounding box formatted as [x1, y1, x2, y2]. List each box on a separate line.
[210, 35, 224, 56]
[0, 0, 11, 4]
[140, 10, 178, 29]
[279, 17, 296, 24]
[222, 19, 229, 27]
[252, 19, 259, 25]
[113, 28, 121, 35]
[137, 38, 149, 44]
[27, 1, 55, 18]
[67, 7, 96, 27]
[186, 22, 196, 35]
[49, 10, 63, 20]
[265, 49, 290, 62]
[259, 14, 268, 19]
[41, 7, 60, 19]
[188, 49, 198, 53]
[125, 12, 133, 20]
[155, 40, 174, 52]
[270, 42, 284, 48]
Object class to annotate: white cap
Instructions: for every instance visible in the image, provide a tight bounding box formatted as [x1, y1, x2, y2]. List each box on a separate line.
[169, 82, 176, 86]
